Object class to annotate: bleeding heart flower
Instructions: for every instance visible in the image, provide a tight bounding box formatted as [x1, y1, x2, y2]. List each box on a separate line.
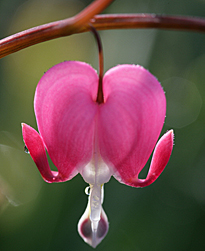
[22, 61, 173, 248]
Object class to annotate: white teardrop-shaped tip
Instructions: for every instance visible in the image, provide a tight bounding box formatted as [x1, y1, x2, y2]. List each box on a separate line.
[78, 193, 109, 248]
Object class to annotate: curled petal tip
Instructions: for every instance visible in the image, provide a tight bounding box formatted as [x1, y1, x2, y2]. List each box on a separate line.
[131, 129, 174, 187]
[22, 123, 62, 183]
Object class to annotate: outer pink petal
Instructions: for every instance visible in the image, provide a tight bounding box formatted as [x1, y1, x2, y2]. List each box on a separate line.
[34, 61, 98, 181]
[130, 130, 174, 187]
[98, 65, 166, 186]
[22, 123, 63, 182]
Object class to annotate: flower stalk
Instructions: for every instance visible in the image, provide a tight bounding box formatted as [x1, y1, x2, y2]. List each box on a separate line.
[90, 25, 104, 104]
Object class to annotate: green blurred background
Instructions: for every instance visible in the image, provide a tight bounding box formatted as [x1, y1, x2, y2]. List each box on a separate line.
[0, 0, 204, 250]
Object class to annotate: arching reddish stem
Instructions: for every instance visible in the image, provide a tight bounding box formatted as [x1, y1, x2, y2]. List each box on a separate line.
[0, 13, 204, 59]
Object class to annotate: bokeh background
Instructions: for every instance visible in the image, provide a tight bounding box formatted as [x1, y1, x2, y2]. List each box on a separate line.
[0, 0, 204, 250]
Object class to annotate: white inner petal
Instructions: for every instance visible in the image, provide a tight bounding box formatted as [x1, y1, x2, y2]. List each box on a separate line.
[77, 184, 109, 248]
[80, 116, 112, 235]
[90, 184, 102, 228]
[80, 116, 112, 185]
[81, 154, 112, 185]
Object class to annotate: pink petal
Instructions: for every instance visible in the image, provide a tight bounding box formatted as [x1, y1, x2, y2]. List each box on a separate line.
[131, 130, 174, 187]
[33, 61, 98, 181]
[22, 123, 62, 182]
[98, 64, 167, 186]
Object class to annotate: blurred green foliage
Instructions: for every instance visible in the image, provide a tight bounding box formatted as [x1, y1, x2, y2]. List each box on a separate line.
[0, 0, 204, 250]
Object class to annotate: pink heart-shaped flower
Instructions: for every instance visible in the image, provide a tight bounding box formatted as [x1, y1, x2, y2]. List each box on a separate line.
[22, 61, 173, 247]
